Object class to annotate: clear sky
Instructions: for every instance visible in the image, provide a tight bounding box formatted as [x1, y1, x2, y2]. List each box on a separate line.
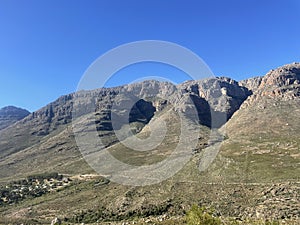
[0, 0, 299, 112]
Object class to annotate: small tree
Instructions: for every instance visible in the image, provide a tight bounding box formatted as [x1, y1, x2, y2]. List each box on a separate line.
[186, 205, 221, 225]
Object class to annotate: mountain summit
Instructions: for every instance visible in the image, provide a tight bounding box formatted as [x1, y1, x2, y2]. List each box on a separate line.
[0, 106, 30, 130]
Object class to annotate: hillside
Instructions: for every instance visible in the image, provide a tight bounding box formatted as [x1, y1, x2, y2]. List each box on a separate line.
[0, 63, 299, 224]
[214, 63, 300, 183]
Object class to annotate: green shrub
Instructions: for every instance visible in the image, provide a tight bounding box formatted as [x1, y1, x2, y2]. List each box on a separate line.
[186, 205, 221, 225]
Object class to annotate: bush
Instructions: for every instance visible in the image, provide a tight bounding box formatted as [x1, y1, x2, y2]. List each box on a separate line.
[186, 205, 221, 225]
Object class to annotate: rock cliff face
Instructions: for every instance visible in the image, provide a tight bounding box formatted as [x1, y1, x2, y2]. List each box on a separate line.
[0, 77, 250, 161]
[260, 62, 300, 88]
[0, 106, 30, 130]
[239, 63, 300, 109]
[178, 77, 251, 125]
[23, 94, 74, 136]
[239, 76, 263, 93]
[257, 62, 300, 100]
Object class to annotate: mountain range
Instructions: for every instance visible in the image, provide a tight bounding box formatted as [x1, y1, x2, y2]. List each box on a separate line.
[0, 63, 299, 224]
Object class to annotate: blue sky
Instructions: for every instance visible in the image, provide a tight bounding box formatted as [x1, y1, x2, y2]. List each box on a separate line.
[0, 0, 299, 111]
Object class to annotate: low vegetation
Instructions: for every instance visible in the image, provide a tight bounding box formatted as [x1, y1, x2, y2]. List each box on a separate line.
[0, 172, 69, 206]
[186, 205, 221, 225]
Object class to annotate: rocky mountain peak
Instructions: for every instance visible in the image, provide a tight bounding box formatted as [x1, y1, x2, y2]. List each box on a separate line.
[259, 62, 300, 89]
[239, 63, 300, 108]
[0, 106, 30, 130]
[0, 105, 29, 115]
[239, 76, 263, 93]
